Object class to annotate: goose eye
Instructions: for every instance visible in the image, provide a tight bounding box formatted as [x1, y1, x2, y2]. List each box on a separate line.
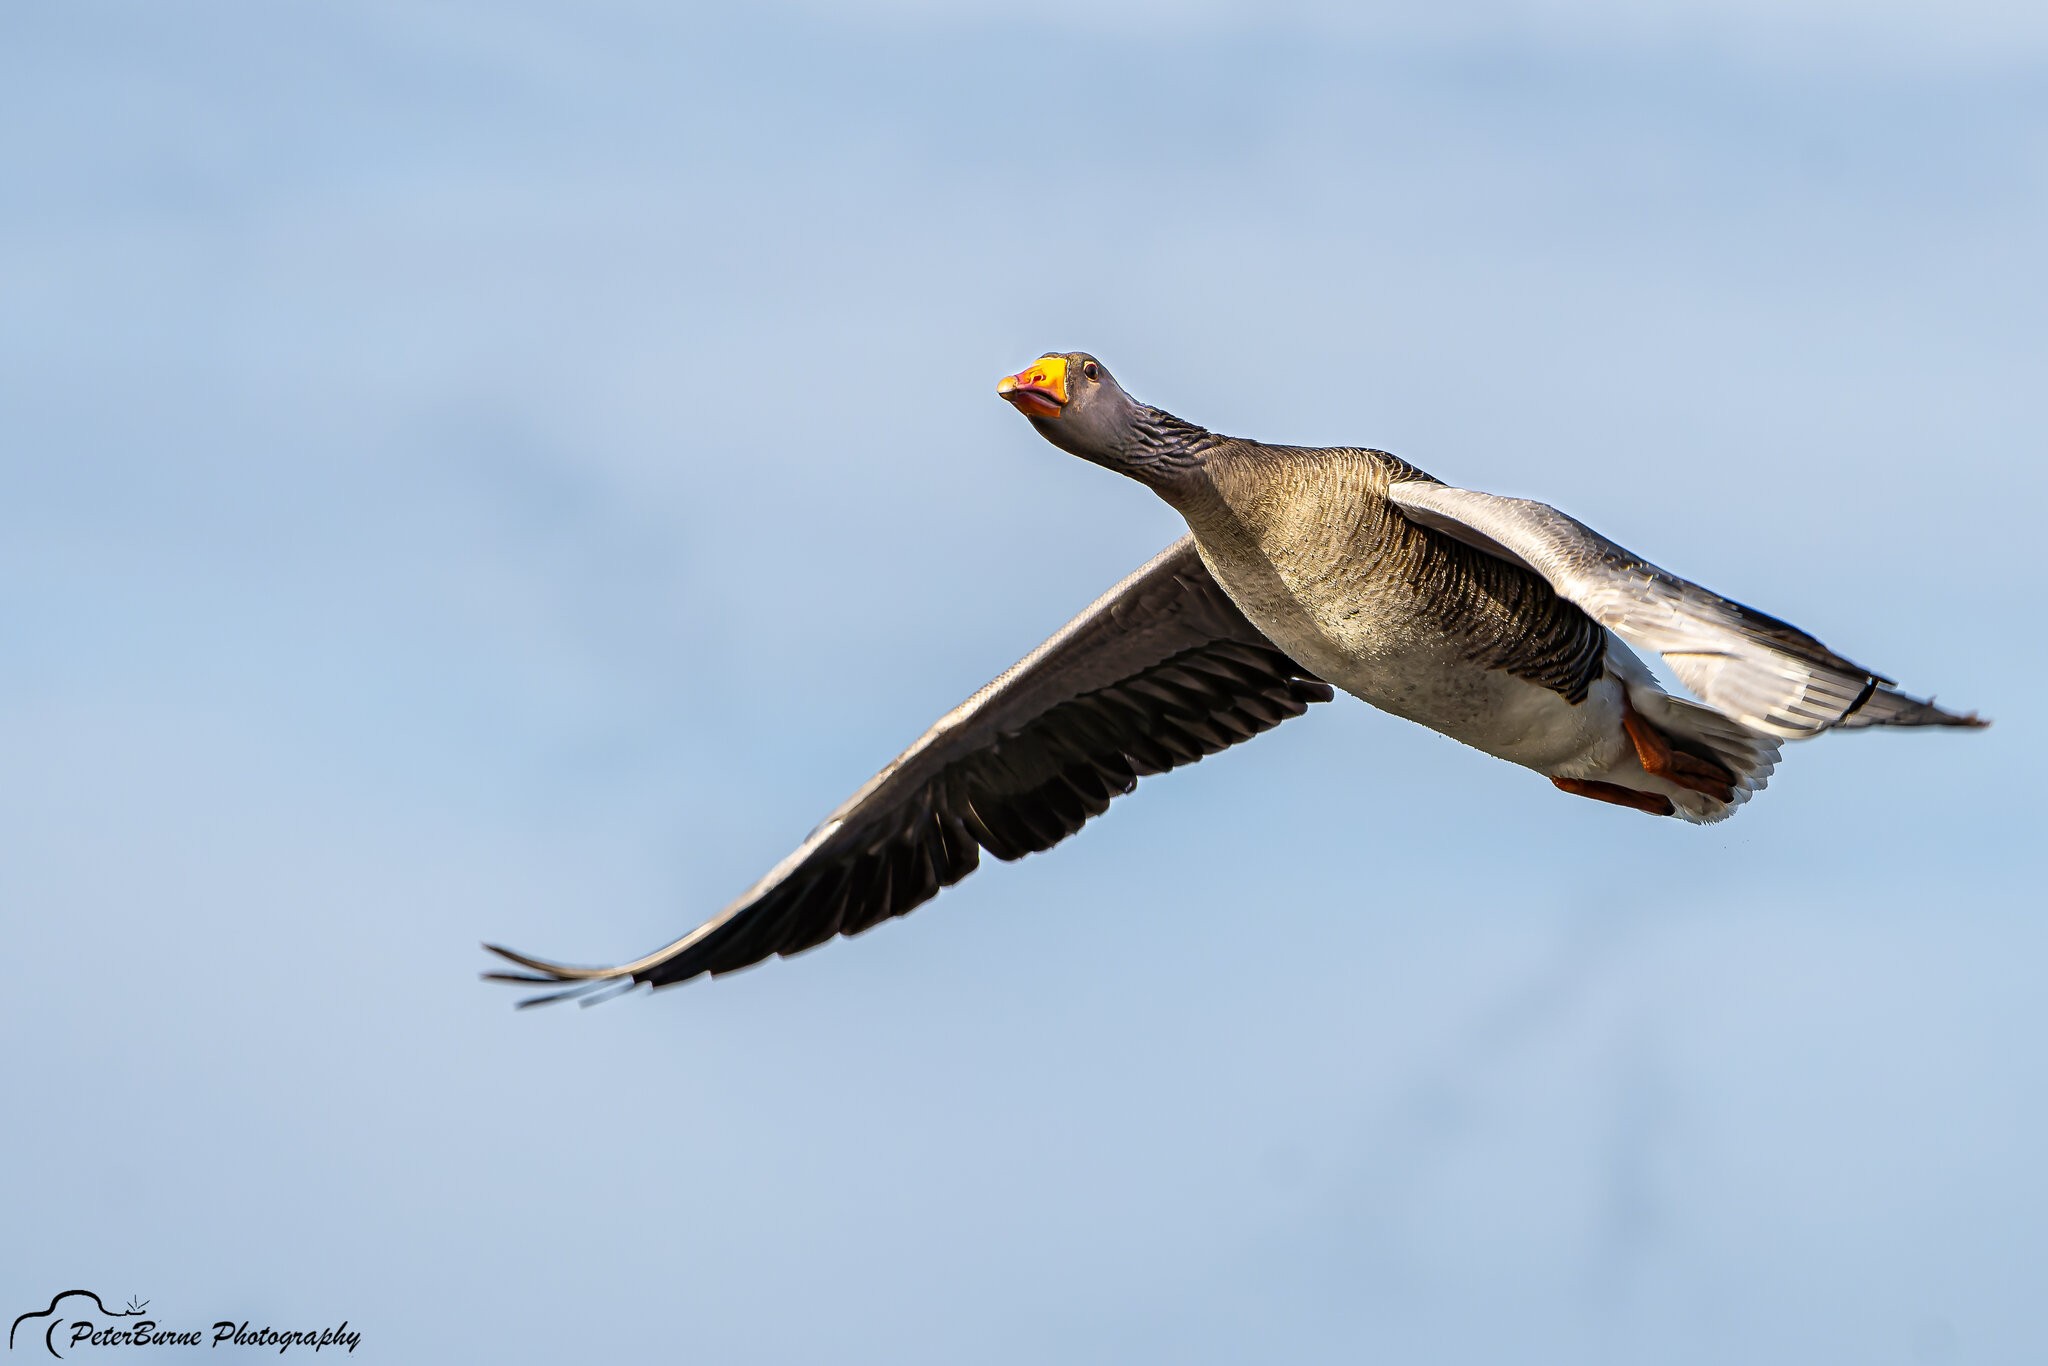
[1082, 361, 1100, 381]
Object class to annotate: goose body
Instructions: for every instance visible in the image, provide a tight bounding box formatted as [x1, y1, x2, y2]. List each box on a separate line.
[1167, 443, 1775, 820]
[1175, 446, 1607, 758]
[486, 352, 1982, 1004]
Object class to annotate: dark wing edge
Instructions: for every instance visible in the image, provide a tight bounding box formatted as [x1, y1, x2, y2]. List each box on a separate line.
[1386, 480, 1987, 740]
[483, 536, 1332, 1006]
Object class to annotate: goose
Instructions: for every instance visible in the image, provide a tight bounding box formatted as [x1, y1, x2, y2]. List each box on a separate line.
[486, 352, 1984, 1004]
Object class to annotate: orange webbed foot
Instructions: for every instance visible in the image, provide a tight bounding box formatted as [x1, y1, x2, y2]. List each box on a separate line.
[1551, 776, 1676, 817]
[1621, 695, 1737, 803]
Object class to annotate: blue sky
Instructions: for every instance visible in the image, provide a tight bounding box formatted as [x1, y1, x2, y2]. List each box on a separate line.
[3, 3, 2042, 1362]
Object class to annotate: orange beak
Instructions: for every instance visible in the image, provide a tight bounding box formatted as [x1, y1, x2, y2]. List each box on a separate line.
[997, 356, 1069, 419]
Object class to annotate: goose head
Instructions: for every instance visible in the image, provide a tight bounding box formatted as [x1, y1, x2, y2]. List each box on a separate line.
[997, 352, 1212, 486]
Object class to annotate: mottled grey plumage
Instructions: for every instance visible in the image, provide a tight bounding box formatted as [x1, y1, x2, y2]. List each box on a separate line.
[486, 350, 1982, 1004]
[1166, 443, 1610, 706]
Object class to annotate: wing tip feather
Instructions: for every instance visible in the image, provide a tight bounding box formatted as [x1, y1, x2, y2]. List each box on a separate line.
[482, 941, 643, 1008]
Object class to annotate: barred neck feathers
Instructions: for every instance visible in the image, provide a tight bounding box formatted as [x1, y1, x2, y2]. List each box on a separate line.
[1121, 406, 1221, 488]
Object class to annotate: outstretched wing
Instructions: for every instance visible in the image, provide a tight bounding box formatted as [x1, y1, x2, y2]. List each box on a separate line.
[484, 536, 1332, 1004]
[1386, 480, 1984, 739]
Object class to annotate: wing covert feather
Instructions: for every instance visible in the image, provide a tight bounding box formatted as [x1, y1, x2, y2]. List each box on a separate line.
[1387, 480, 1983, 739]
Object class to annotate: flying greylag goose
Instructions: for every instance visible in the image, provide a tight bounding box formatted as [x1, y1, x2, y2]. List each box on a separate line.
[487, 353, 1983, 1003]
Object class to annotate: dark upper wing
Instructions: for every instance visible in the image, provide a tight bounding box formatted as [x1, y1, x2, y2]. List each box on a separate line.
[1386, 480, 1985, 739]
[484, 536, 1332, 1004]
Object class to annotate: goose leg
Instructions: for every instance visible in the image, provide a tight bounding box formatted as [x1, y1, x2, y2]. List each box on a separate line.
[1621, 695, 1738, 802]
[1551, 776, 1674, 817]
